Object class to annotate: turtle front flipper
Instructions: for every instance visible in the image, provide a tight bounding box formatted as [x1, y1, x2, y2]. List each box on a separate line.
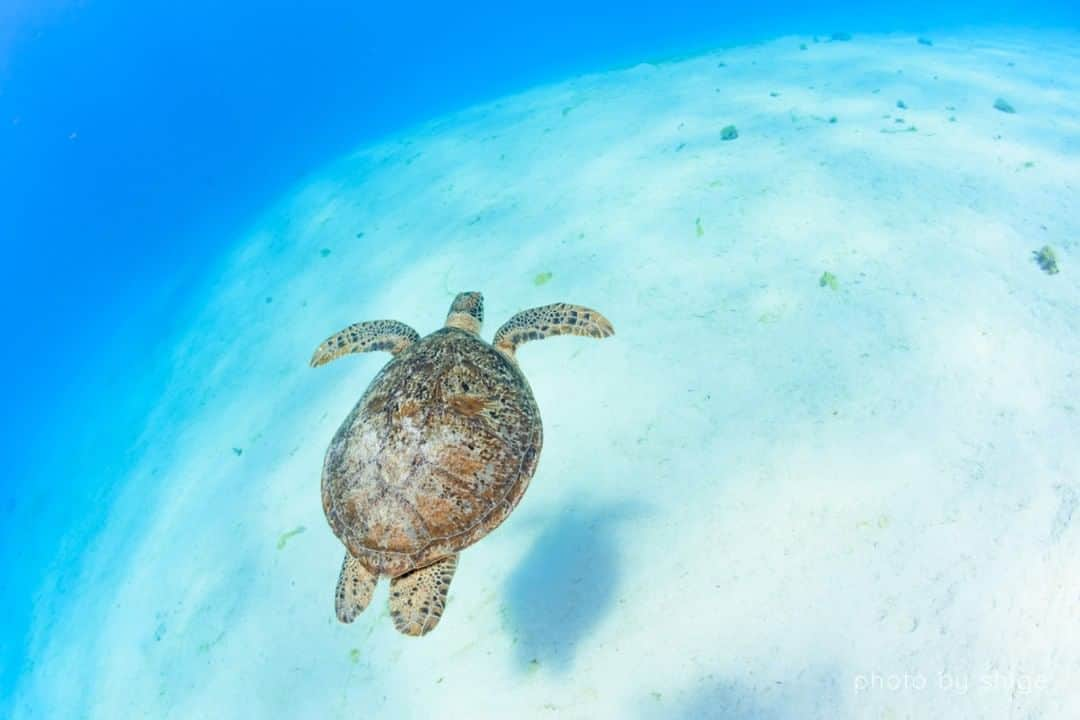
[310, 320, 420, 367]
[494, 303, 614, 357]
[389, 554, 458, 636]
[335, 553, 378, 623]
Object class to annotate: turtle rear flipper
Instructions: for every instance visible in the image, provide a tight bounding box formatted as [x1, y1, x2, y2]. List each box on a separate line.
[494, 303, 614, 357]
[389, 554, 458, 636]
[310, 320, 420, 367]
[335, 553, 378, 623]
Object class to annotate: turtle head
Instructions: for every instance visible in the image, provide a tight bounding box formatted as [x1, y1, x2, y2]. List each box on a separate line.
[445, 291, 484, 335]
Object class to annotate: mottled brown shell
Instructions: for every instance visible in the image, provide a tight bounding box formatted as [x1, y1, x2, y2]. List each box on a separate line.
[321, 327, 543, 577]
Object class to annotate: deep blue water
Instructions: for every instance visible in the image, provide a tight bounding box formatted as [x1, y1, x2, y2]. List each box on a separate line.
[1, 0, 1075, 706]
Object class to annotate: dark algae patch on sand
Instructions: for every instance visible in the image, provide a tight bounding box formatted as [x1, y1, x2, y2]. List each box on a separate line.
[994, 98, 1016, 113]
[1033, 246, 1059, 274]
[721, 125, 738, 141]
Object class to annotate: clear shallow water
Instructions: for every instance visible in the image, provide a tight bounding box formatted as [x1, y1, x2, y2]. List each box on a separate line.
[3, 3, 1079, 718]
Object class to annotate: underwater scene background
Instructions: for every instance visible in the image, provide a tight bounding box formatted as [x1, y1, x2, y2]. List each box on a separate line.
[2, 1, 1078, 717]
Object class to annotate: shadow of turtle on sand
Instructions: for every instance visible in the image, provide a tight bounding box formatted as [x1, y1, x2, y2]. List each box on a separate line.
[501, 500, 645, 674]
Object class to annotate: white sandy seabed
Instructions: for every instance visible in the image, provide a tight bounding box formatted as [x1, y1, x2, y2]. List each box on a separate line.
[13, 29, 1080, 719]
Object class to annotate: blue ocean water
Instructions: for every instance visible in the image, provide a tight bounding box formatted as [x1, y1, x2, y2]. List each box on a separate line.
[2, 1, 1077, 716]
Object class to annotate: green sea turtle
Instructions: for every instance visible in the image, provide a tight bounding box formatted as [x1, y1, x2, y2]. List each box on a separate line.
[310, 292, 614, 636]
